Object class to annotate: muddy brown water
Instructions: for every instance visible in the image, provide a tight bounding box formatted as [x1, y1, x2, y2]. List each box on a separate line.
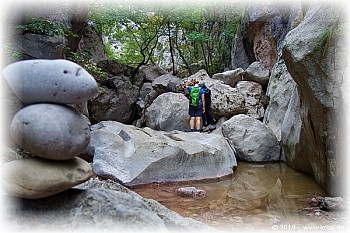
[131, 161, 346, 231]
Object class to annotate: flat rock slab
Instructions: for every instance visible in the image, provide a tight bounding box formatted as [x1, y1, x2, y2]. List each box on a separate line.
[1, 157, 92, 199]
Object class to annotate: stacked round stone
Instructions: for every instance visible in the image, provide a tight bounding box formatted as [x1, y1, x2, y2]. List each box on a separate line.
[2, 59, 98, 199]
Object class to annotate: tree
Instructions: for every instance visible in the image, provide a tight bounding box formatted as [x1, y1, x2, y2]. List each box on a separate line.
[88, 1, 245, 77]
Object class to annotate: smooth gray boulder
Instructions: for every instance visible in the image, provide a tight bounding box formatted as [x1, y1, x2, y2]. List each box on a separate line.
[222, 114, 280, 162]
[2, 59, 98, 104]
[90, 121, 237, 186]
[10, 104, 90, 160]
[144, 92, 190, 132]
[1, 157, 92, 199]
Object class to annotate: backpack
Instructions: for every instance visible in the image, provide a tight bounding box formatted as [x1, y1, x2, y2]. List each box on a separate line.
[189, 87, 201, 107]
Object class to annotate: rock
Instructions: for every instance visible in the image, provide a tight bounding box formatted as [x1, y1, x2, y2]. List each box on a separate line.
[1, 157, 92, 199]
[321, 197, 345, 211]
[243, 61, 270, 86]
[222, 114, 280, 162]
[263, 62, 296, 141]
[3, 185, 217, 232]
[88, 80, 139, 124]
[236, 81, 265, 119]
[10, 104, 90, 160]
[74, 178, 218, 232]
[152, 73, 183, 94]
[2, 59, 98, 104]
[144, 92, 190, 131]
[90, 121, 237, 186]
[137, 65, 168, 83]
[212, 68, 244, 87]
[308, 196, 325, 207]
[175, 187, 207, 199]
[282, 3, 346, 195]
[1, 146, 23, 163]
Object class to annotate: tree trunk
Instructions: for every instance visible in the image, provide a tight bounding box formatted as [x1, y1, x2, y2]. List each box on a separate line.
[167, 21, 176, 75]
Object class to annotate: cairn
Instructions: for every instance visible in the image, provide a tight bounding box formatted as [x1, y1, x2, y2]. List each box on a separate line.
[1, 59, 98, 199]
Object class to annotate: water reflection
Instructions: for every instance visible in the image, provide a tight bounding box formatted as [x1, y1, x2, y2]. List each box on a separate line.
[131, 162, 339, 231]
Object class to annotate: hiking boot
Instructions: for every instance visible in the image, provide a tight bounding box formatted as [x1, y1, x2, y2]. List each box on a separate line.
[208, 124, 216, 131]
[202, 126, 210, 132]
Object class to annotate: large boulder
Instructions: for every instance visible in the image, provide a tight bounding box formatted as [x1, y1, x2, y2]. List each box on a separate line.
[137, 65, 168, 83]
[88, 80, 139, 124]
[89, 121, 237, 186]
[240, 1, 290, 71]
[152, 73, 183, 94]
[75, 178, 218, 231]
[212, 68, 244, 87]
[81, 24, 107, 62]
[13, 34, 66, 60]
[144, 92, 189, 132]
[243, 61, 270, 86]
[236, 81, 265, 120]
[222, 114, 280, 162]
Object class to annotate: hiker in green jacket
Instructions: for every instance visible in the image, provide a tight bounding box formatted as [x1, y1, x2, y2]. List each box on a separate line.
[186, 79, 205, 132]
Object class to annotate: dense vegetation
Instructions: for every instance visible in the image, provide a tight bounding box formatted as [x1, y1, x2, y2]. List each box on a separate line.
[88, 1, 245, 77]
[5, 1, 245, 78]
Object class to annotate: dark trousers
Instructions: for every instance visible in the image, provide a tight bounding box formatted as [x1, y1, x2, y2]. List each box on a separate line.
[202, 106, 215, 126]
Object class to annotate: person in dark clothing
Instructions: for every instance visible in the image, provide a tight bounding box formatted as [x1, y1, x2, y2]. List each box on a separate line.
[200, 83, 216, 131]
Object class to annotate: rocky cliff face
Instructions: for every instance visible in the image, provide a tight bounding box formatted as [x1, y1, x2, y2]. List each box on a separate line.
[281, 3, 347, 196]
[237, 1, 347, 195]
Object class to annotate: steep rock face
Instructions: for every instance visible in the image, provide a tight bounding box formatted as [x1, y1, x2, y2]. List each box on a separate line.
[282, 3, 346, 195]
[240, 1, 291, 71]
[80, 24, 107, 62]
[4, 2, 89, 62]
[263, 62, 297, 142]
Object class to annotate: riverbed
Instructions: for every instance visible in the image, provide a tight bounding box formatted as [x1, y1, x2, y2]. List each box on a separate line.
[131, 161, 347, 231]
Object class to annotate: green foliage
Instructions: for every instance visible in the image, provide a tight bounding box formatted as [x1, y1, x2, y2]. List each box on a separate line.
[3, 43, 23, 61]
[318, 30, 333, 57]
[104, 41, 117, 60]
[187, 32, 210, 43]
[88, 1, 245, 76]
[16, 17, 65, 36]
[313, 20, 346, 59]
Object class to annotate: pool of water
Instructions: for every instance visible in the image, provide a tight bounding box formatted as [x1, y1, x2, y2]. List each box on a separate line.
[131, 161, 345, 231]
